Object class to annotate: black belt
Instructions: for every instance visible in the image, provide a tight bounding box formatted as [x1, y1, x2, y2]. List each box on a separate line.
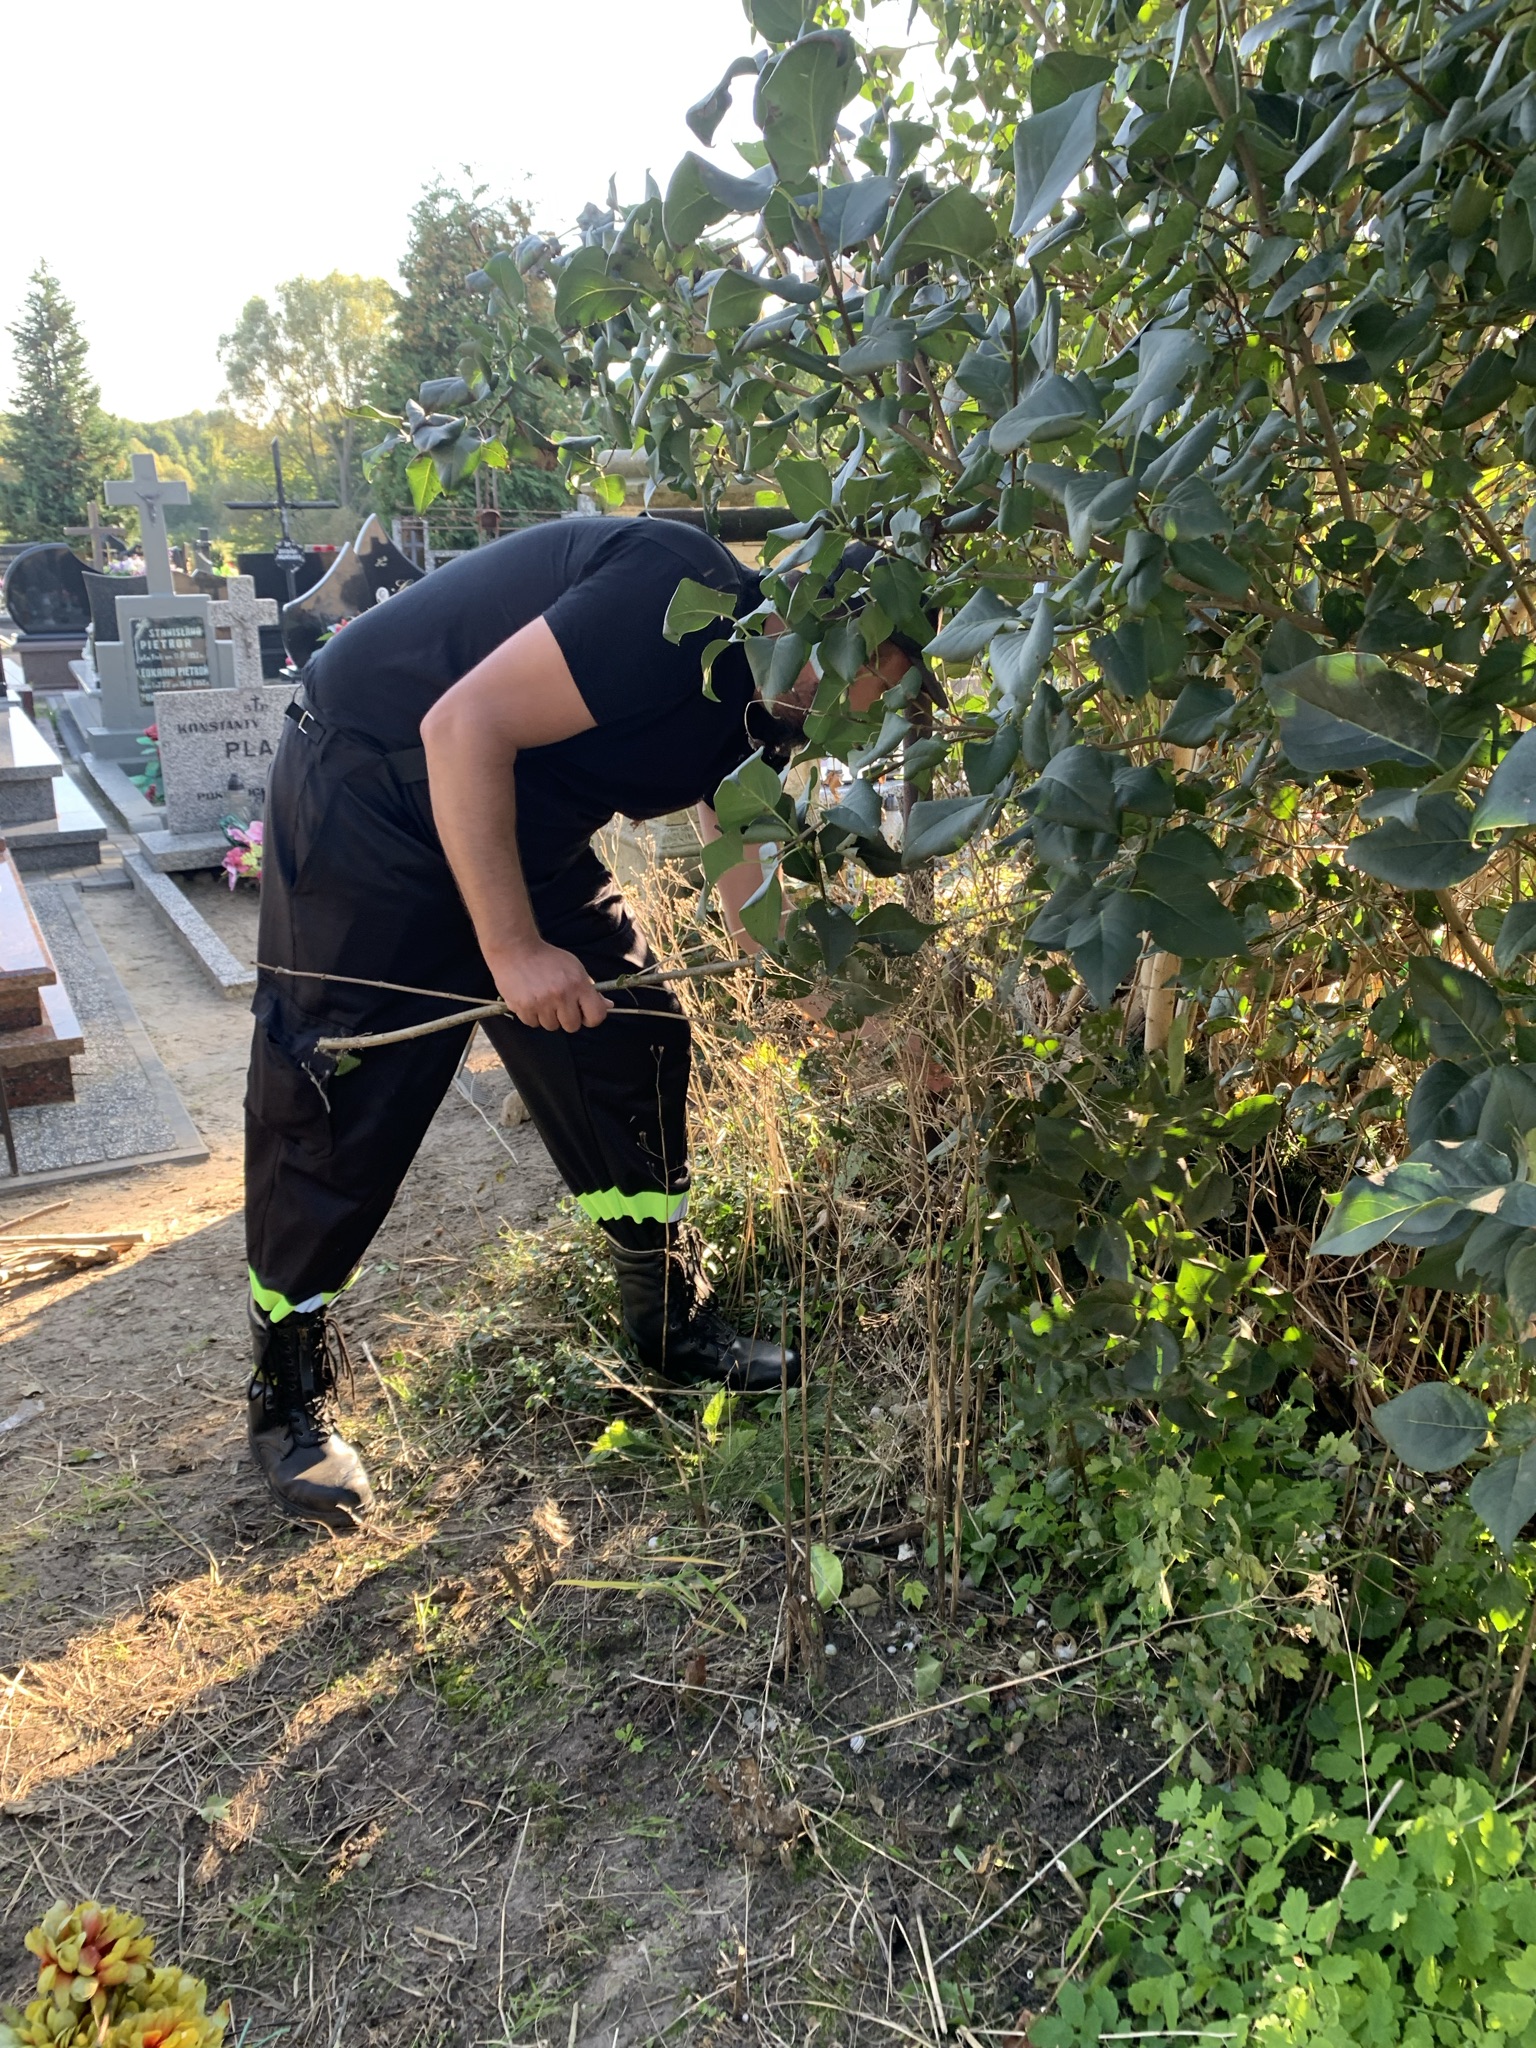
[286, 689, 430, 785]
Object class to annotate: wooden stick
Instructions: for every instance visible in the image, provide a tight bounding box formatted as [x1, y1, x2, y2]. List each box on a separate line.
[0, 1232, 145, 1248]
[0, 1199, 70, 1233]
[310, 959, 762, 1056]
[1492, 1596, 1536, 1779]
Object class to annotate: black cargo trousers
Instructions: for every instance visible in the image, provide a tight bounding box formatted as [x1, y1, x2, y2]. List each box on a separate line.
[245, 700, 692, 1323]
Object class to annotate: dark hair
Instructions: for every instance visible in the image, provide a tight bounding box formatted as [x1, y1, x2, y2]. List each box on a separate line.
[745, 696, 803, 769]
[820, 541, 929, 661]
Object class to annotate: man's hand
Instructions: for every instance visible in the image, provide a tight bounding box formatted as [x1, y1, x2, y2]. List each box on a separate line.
[492, 942, 613, 1032]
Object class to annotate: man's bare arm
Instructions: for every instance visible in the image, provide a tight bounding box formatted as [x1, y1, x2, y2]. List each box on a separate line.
[421, 616, 613, 1033]
[696, 803, 771, 955]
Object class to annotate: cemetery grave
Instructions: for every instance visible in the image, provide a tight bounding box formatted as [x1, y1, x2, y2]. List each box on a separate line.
[2, 544, 91, 693]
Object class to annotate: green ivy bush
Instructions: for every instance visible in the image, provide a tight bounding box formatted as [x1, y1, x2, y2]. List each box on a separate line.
[380, 0, 1536, 2026]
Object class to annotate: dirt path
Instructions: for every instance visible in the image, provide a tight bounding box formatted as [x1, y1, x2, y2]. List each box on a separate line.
[0, 869, 562, 1610]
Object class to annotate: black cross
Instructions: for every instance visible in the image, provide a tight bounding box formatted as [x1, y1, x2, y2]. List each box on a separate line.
[226, 439, 339, 603]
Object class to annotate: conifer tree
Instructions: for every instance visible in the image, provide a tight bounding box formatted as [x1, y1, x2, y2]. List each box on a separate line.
[0, 264, 120, 540]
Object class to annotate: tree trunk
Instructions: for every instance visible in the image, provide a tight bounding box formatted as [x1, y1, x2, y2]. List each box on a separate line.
[1140, 950, 1181, 1057]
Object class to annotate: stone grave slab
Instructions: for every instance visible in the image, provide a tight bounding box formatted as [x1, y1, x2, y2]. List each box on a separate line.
[151, 683, 290, 836]
[0, 878, 207, 1186]
[0, 703, 105, 872]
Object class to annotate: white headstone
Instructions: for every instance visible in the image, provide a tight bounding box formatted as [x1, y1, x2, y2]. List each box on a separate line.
[210, 576, 279, 687]
[153, 684, 292, 835]
[103, 454, 190, 596]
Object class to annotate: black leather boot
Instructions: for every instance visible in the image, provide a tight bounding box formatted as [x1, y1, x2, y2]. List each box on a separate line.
[248, 1301, 374, 1529]
[611, 1232, 800, 1393]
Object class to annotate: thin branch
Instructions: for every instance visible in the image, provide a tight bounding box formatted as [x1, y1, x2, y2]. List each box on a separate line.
[933, 1742, 1192, 1965]
[1435, 890, 1499, 980]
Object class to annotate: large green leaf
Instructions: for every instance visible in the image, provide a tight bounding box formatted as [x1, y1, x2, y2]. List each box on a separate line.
[902, 794, 995, 866]
[838, 318, 917, 372]
[822, 776, 882, 839]
[991, 603, 1056, 709]
[664, 155, 725, 250]
[991, 374, 1099, 455]
[1159, 682, 1235, 746]
[713, 754, 785, 830]
[707, 269, 773, 331]
[554, 246, 639, 328]
[1168, 538, 1249, 599]
[686, 55, 759, 145]
[1496, 902, 1536, 973]
[1344, 796, 1488, 890]
[1031, 50, 1114, 111]
[1010, 84, 1102, 238]
[1407, 1061, 1489, 1147]
[753, 30, 860, 185]
[662, 576, 739, 644]
[738, 866, 783, 947]
[964, 725, 1021, 795]
[1265, 653, 1440, 771]
[857, 903, 939, 954]
[1468, 1449, 1536, 1555]
[1131, 827, 1244, 958]
[1506, 1240, 1536, 1329]
[1440, 350, 1517, 431]
[1153, 478, 1230, 542]
[926, 589, 1016, 662]
[1371, 1382, 1490, 1474]
[1406, 957, 1508, 1069]
[798, 176, 892, 256]
[1314, 1139, 1513, 1257]
[809, 1541, 843, 1608]
[1471, 727, 1536, 835]
[1064, 887, 1144, 1008]
[881, 187, 996, 273]
[1033, 745, 1121, 834]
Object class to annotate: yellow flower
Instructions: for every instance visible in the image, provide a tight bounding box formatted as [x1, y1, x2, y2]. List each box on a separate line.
[24, 1904, 153, 2013]
[105, 1984, 228, 2048]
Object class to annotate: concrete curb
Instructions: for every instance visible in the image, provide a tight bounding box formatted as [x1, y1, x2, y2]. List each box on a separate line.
[123, 850, 256, 1001]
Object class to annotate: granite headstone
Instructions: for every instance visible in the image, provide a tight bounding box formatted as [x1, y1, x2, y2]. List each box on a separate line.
[4, 545, 89, 634]
[3, 545, 91, 692]
[279, 514, 425, 665]
[154, 686, 288, 834]
[152, 575, 290, 835]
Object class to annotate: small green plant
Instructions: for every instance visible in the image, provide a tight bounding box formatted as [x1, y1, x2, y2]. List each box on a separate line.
[1040, 1648, 1536, 2045]
[129, 727, 161, 807]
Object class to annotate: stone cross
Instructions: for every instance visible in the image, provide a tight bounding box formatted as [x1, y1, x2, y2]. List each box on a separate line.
[104, 454, 190, 595]
[211, 575, 279, 688]
[64, 500, 126, 573]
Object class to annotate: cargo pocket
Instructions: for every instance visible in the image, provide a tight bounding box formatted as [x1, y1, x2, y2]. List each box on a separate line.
[246, 990, 338, 1161]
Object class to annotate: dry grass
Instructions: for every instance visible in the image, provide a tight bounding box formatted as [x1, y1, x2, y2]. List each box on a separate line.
[0, 828, 1459, 2044]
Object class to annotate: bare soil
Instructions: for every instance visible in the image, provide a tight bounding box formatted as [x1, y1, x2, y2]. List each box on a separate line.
[0, 872, 1147, 2047]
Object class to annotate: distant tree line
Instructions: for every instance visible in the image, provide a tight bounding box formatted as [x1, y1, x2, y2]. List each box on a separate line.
[0, 178, 571, 554]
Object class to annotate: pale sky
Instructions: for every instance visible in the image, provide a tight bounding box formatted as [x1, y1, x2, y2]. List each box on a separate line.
[3, 0, 813, 422]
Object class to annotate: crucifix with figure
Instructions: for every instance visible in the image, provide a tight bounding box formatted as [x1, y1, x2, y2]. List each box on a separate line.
[226, 440, 339, 604]
[212, 577, 279, 689]
[65, 501, 127, 573]
[104, 455, 190, 594]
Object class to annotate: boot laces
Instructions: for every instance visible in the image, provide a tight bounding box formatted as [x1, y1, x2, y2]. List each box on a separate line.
[256, 1314, 355, 1443]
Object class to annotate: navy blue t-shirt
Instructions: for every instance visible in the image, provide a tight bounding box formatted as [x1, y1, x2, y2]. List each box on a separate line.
[306, 517, 760, 874]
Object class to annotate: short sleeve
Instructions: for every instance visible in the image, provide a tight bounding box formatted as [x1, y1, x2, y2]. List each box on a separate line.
[542, 526, 743, 728]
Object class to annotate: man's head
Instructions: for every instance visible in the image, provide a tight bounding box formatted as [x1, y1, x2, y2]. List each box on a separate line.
[757, 618, 919, 726]
[749, 542, 930, 737]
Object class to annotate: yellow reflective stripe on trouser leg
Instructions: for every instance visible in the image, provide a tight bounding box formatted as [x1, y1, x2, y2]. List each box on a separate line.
[574, 1189, 689, 1227]
[248, 1267, 343, 1324]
